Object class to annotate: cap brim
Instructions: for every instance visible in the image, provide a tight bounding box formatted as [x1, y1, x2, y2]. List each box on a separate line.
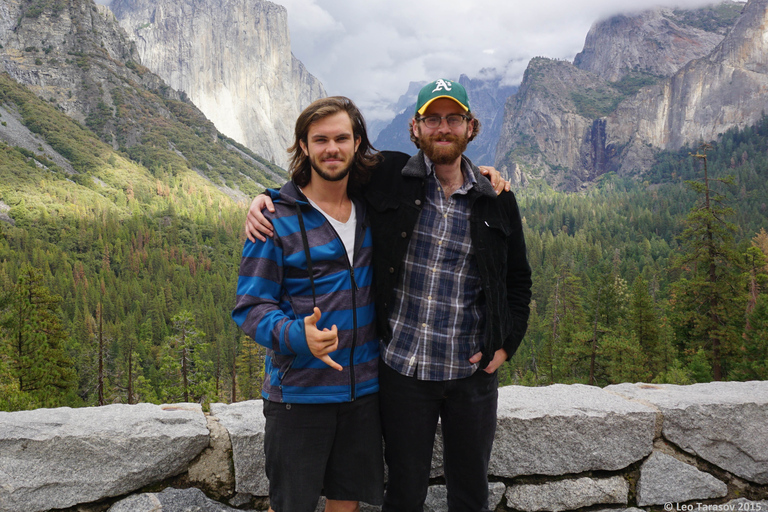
[417, 96, 470, 115]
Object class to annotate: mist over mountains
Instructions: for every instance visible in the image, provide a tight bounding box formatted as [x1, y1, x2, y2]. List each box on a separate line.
[494, 0, 761, 190]
[371, 0, 757, 189]
[2, 0, 766, 194]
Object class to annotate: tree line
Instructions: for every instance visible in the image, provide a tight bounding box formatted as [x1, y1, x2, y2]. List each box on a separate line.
[2, 117, 768, 411]
[503, 118, 768, 387]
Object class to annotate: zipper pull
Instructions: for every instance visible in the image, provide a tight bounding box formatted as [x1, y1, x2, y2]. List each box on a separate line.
[350, 267, 359, 290]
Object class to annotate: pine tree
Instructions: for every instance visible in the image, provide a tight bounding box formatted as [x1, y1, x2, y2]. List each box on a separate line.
[671, 145, 742, 381]
[0, 265, 76, 406]
[588, 271, 630, 384]
[114, 328, 141, 405]
[601, 333, 647, 384]
[236, 335, 265, 401]
[96, 302, 107, 406]
[753, 229, 768, 273]
[732, 296, 768, 380]
[556, 271, 591, 382]
[744, 246, 767, 327]
[630, 276, 663, 377]
[0, 266, 31, 411]
[163, 310, 212, 403]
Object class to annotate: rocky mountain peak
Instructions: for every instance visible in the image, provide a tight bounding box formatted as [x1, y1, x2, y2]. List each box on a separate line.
[495, 0, 759, 190]
[109, 0, 326, 169]
[573, 6, 731, 81]
[0, 0, 286, 202]
[607, 0, 768, 175]
[0, 0, 149, 124]
[709, 0, 768, 72]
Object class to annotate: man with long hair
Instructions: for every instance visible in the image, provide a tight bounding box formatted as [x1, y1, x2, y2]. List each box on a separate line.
[233, 96, 383, 512]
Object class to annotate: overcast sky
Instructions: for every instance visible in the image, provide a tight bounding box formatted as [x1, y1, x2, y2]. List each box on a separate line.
[97, 0, 744, 123]
[270, 0, 743, 123]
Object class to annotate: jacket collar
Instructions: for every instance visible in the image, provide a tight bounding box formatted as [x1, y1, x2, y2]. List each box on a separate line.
[271, 180, 367, 223]
[402, 150, 496, 198]
[267, 180, 306, 207]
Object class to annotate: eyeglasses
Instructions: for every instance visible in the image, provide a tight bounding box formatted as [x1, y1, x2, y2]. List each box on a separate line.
[416, 114, 470, 129]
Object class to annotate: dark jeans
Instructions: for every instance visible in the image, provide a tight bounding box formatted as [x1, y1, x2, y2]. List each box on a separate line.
[379, 360, 498, 512]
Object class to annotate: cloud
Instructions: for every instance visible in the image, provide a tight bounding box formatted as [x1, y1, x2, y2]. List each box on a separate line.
[276, 0, 745, 122]
[94, 0, 745, 123]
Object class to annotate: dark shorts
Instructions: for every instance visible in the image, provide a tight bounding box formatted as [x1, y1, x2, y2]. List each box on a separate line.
[263, 393, 384, 512]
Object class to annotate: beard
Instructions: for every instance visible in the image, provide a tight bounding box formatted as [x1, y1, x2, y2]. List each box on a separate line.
[309, 155, 353, 182]
[418, 129, 470, 165]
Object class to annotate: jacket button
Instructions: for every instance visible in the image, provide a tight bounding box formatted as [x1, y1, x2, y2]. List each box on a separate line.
[401, 232, 407, 238]
[389, 267, 395, 274]
[415, 199, 422, 206]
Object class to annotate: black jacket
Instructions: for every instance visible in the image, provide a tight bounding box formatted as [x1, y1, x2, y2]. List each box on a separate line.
[364, 151, 533, 369]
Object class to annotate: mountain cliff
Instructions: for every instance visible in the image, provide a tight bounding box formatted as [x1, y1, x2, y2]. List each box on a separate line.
[109, 0, 326, 169]
[494, 58, 620, 190]
[573, 5, 734, 82]
[495, 1, 751, 189]
[0, 0, 286, 207]
[606, 0, 768, 176]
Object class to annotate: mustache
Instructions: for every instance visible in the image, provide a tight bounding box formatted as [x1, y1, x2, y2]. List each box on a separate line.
[427, 133, 460, 143]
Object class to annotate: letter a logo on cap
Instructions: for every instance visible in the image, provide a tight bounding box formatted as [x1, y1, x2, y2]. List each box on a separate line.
[432, 79, 453, 93]
[416, 78, 470, 115]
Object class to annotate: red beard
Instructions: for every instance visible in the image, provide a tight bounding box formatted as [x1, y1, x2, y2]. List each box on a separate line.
[419, 130, 470, 165]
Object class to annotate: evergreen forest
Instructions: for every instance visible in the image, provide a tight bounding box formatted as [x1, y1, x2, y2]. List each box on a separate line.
[2, 73, 768, 411]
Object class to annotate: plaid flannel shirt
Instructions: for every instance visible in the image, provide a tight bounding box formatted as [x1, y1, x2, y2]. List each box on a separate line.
[381, 156, 486, 381]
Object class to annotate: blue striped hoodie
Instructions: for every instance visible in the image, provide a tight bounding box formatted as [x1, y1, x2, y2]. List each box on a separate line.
[232, 181, 379, 404]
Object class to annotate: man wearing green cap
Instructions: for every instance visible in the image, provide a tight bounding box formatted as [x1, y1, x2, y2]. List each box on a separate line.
[365, 78, 531, 512]
[244, 79, 531, 511]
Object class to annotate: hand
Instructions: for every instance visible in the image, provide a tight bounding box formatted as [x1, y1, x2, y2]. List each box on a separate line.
[245, 194, 276, 243]
[478, 166, 511, 195]
[304, 307, 342, 371]
[469, 348, 508, 374]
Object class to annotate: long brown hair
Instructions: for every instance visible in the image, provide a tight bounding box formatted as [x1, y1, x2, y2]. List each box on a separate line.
[288, 96, 381, 194]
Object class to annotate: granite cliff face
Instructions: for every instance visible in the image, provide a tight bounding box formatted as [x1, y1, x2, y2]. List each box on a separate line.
[0, 0, 159, 130]
[495, 1, 752, 190]
[607, 0, 768, 176]
[0, 0, 286, 200]
[573, 7, 730, 82]
[494, 58, 617, 190]
[110, 0, 326, 169]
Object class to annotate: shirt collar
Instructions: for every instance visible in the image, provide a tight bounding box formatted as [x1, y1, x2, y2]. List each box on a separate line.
[402, 151, 496, 198]
[422, 153, 477, 194]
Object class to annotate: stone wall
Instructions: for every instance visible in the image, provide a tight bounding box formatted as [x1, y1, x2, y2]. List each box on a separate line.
[1, 382, 767, 512]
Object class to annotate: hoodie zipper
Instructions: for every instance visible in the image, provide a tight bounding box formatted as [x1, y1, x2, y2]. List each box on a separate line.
[331, 221, 360, 402]
[302, 200, 362, 402]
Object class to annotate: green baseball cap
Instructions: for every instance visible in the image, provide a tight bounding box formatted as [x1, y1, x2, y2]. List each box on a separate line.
[415, 79, 471, 115]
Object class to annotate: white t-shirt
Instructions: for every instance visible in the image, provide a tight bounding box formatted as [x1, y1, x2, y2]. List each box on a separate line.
[305, 195, 357, 266]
